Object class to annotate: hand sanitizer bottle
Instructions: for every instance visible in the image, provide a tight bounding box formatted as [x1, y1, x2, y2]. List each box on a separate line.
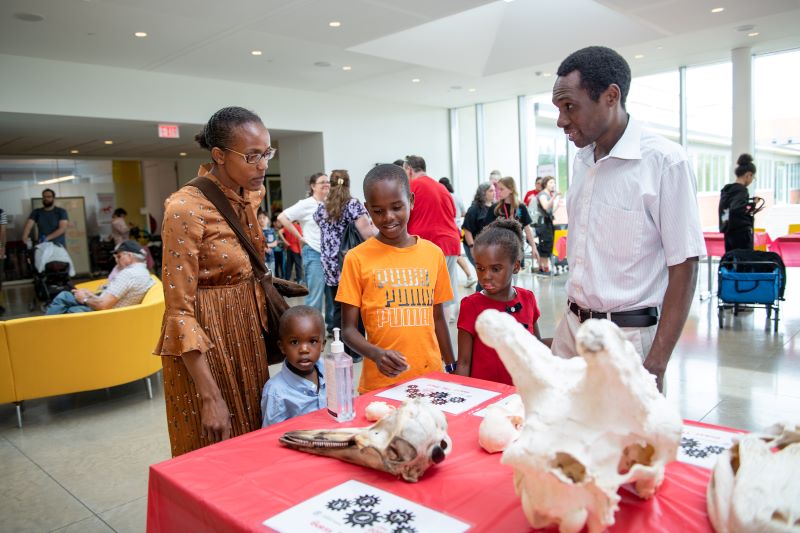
[325, 328, 354, 422]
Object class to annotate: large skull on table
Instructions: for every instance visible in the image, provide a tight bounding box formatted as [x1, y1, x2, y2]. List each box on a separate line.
[707, 422, 800, 532]
[475, 309, 682, 533]
[279, 399, 451, 482]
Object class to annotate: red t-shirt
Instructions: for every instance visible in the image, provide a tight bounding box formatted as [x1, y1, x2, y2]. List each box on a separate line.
[408, 175, 461, 256]
[281, 223, 303, 254]
[457, 287, 540, 385]
[523, 189, 539, 206]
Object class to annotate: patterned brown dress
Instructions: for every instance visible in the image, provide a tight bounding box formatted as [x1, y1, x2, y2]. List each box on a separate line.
[154, 172, 271, 457]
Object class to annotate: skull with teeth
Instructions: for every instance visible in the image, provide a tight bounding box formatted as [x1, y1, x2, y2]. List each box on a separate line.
[475, 309, 682, 533]
[279, 399, 452, 482]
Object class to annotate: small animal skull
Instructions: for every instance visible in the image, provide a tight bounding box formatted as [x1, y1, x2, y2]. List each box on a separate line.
[279, 399, 451, 482]
[475, 310, 682, 533]
[479, 394, 524, 454]
[707, 423, 800, 532]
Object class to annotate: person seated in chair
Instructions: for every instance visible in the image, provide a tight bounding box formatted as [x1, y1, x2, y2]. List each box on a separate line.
[46, 240, 154, 314]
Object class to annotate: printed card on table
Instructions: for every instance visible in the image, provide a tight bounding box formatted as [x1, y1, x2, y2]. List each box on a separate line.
[678, 424, 739, 469]
[374, 377, 500, 415]
[263, 479, 470, 533]
[472, 394, 519, 418]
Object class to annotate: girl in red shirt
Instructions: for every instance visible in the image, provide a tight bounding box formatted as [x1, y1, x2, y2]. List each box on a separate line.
[455, 219, 550, 385]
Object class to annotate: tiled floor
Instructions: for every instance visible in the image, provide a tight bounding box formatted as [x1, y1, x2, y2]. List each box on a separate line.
[0, 263, 798, 531]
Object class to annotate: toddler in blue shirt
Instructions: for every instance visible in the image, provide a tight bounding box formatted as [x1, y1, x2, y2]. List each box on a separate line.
[261, 305, 327, 427]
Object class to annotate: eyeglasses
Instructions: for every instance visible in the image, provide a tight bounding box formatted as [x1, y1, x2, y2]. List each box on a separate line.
[224, 146, 277, 164]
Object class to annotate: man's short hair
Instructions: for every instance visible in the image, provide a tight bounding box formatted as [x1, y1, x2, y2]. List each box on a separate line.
[113, 208, 127, 217]
[556, 46, 631, 109]
[278, 305, 325, 338]
[404, 155, 426, 173]
[364, 164, 411, 198]
[42, 188, 56, 197]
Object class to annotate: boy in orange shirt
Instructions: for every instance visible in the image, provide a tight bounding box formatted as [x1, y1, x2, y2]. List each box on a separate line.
[337, 164, 456, 393]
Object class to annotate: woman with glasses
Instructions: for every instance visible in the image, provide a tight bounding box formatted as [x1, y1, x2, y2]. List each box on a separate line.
[277, 173, 333, 334]
[155, 106, 276, 456]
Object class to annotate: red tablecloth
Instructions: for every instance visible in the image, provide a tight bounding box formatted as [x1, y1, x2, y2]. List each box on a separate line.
[147, 373, 724, 532]
[770, 235, 800, 267]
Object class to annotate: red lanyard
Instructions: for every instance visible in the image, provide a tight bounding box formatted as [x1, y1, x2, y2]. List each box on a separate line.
[503, 202, 512, 219]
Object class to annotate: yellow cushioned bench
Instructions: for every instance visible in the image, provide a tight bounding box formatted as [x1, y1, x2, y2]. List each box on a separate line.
[0, 276, 164, 427]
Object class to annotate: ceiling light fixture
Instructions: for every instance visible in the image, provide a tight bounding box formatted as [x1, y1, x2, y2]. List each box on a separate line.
[39, 175, 76, 185]
[711, 7, 724, 13]
[342, 65, 352, 71]
[104, 140, 114, 145]
[634, 54, 645, 59]
[328, 21, 341, 28]
[251, 50, 262, 56]
[134, 31, 148, 38]
[748, 32, 759, 37]
[411, 78, 421, 83]
[542, 72, 552, 77]
[468, 88, 477, 92]
[179, 152, 187, 156]
[13, 12, 45, 22]
[70, 150, 79, 154]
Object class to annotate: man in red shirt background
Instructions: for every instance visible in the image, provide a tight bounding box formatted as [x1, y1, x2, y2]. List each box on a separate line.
[404, 155, 462, 321]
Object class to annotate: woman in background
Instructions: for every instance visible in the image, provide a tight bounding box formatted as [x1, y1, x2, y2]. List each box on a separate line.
[719, 154, 757, 253]
[313, 169, 375, 347]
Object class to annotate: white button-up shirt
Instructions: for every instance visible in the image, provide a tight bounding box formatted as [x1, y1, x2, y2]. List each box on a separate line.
[566, 118, 705, 313]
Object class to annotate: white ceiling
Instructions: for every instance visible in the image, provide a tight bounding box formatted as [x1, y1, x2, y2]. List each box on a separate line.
[1, 0, 799, 157]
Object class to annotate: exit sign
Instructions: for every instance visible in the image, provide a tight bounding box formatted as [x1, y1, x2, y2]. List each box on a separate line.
[158, 124, 180, 139]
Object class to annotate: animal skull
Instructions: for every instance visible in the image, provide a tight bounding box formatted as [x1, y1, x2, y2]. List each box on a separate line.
[475, 310, 682, 533]
[365, 401, 396, 422]
[707, 423, 800, 532]
[279, 399, 452, 482]
[479, 394, 524, 454]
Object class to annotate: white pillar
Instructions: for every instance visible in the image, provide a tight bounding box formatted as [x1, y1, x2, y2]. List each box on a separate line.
[731, 47, 753, 163]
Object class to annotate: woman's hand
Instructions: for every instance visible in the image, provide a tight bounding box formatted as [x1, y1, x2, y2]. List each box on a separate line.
[372, 350, 409, 377]
[201, 397, 231, 443]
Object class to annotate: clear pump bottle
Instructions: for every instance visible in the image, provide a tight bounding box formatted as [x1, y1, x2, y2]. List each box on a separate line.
[324, 328, 354, 422]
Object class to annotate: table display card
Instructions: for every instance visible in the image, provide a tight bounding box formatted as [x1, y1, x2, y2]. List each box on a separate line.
[677, 424, 738, 469]
[375, 377, 500, 415]
[472, 394, 519, 418]
[263, 479, 471, 532]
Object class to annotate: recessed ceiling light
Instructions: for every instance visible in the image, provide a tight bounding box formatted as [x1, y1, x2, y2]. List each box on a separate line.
[748, 32, 759, 37]
[503, 0, 515, 3]
[13, 12, 45, 22]
[711, 7, 724, 13]
[179, 152, 187, 156]
[328, 21, 341, 28]
[134, 31, 148, 38]
[104, 140, 113, 145]
[542, 72, 552, 77]
[342, 65, 352, 71]
[251, 50, 262, 56]
[468, 88, 477, 92]
[656, 46, 664, 50]
[634, 54, 645, 59]
[70, 150, 79, 154]
[411, 78, 421, 83]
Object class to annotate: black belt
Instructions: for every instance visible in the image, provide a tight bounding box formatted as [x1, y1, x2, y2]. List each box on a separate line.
[569, 301, 658, 328]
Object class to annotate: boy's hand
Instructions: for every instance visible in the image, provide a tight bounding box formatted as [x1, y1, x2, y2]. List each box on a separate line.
[373, 350, 408, 378]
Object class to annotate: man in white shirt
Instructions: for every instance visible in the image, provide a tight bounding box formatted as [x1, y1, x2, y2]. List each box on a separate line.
[46, 240, 154, 314]
[550, 46, 705, 391]
[277, 172, 332, 331]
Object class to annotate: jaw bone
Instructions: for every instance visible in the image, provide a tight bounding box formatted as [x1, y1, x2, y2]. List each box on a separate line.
[475, 309, 682, 533]
[279, 399, 452, 482]
[707, 423, 800, 533]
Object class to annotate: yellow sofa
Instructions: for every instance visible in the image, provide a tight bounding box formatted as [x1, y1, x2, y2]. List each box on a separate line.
[0, 276, 164, 427]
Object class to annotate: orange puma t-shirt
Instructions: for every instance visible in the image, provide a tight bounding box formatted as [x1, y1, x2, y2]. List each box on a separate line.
[336, 236, 453, 393]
